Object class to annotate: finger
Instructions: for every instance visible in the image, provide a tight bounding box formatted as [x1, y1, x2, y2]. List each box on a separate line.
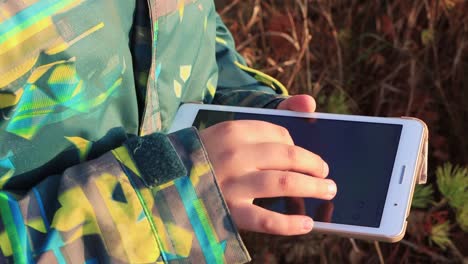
[244, 143, 329, 178]
[226, 170, 336, 199]
[231, 203, 314, 235]
[277, 95, 316, 112]
[211, 120, 294, 145]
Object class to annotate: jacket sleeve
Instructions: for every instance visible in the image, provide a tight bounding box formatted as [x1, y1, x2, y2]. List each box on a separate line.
[212, 13, 289, 109]
[0, 128, 250, 263]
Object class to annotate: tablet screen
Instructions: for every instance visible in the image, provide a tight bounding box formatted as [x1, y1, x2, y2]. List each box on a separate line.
[193, 110, 402, 228]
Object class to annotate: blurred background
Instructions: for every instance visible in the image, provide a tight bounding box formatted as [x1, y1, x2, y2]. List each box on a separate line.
[215, 0, 468, 263]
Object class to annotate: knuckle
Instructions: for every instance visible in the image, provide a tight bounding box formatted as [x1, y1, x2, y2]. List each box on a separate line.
[218, 148, 238, 164]
[286, 146, 298, 164]
[260, 217, 276, 233]
[278, 174, 291, 193]
[220, 178, 236, 196]
[219, 121, 238, 135]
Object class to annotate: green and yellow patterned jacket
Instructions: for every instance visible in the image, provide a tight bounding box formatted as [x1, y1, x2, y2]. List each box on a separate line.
[0, 0, 288, 263]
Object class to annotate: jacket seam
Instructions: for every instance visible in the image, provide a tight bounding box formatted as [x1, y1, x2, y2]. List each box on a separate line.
[113, 149, 166, 263]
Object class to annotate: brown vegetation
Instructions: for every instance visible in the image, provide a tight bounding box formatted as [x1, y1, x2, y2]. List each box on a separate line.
[216, 0, 468, 263]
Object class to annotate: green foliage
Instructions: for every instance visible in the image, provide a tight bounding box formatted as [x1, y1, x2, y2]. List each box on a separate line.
[421, 28, 435, 47]
[430, 221, 451, 250]
[456, 205, 468, 232]
[435, 163, 468, 233]
[411, 185, 434, 209]
[436, 163, 468, 210]
[317, 90, 350, 114]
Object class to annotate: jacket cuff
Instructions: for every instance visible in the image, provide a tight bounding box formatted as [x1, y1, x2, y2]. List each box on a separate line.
[120, 127, 251, 263]
[213, 90, 288, 109]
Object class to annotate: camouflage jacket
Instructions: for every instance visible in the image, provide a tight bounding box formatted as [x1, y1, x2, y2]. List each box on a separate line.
[0, 0, 288, 263]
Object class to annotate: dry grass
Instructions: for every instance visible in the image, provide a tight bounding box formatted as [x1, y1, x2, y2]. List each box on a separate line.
[216, 0, 468, 263]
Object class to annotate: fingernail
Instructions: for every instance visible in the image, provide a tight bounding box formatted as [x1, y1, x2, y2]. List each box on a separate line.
[303, 218, 314, 231]
[328, 181, 337, 198]
[322, 161, 329, 177]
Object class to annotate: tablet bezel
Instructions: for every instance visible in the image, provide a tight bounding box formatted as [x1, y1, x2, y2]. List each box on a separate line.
[169, 103, 426, 242]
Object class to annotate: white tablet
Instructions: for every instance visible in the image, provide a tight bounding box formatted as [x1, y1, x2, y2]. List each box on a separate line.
[169, 103, 428, 242]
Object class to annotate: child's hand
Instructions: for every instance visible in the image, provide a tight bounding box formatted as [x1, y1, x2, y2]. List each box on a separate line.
[277, 94, 316, 112]
[199, 120, 337, 236]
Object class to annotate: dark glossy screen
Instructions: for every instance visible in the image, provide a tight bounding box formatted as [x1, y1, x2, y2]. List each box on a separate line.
[193, 110, 402, 227]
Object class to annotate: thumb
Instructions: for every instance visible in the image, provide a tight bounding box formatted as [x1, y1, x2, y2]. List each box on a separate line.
[277, 95, 316, 112]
